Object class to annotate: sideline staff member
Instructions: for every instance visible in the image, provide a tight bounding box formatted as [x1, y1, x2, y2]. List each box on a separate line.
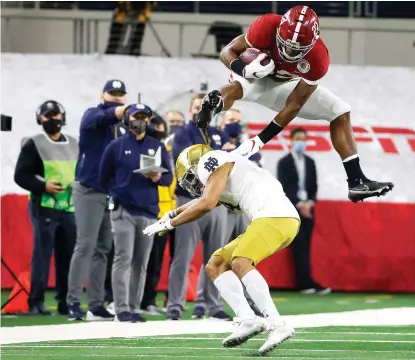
[100, 104, 173, 322]
[14, 100, 77, 315]
[67, 80, 127, 321]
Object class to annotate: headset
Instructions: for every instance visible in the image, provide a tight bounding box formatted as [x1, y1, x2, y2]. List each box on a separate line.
[36, 100, 66, 125]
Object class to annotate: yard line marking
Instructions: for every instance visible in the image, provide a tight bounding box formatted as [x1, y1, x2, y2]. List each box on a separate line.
[3, 344, 415, 354]
[126, 336, 415, 344]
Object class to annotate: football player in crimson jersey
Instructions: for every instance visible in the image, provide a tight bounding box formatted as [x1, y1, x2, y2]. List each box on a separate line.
[195, 5, 393, 203]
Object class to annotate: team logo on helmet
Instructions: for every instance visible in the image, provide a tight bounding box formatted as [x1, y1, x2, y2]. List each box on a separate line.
[297, 59, 311, 73]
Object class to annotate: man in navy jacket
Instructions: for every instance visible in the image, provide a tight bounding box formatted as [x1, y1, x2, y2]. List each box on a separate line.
[100, 103, 173, 322]
[67, 80, 127, 321]
[167, 93, 234, 321]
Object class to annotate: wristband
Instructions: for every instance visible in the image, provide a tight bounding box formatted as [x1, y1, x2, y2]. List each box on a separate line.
[230, 59, 246, 76]
[258, 121, 284, 144]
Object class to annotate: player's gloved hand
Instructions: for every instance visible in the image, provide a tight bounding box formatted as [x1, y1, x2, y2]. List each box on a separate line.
[160, 209, 176, 222]
[243, 54, 275, 79]
[231, 135, 264, 158]
[143, 218, 174, 237]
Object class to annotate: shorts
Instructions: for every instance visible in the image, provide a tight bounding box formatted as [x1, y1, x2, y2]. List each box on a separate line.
[212, 217, 300, 266]
[230, 72, 351, 122]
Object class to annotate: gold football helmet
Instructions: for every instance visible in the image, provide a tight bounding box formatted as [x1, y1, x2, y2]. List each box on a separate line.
[176, 144, 212, 198]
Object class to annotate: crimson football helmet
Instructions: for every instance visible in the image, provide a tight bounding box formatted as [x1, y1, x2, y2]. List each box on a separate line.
[277, 5, 320, 63]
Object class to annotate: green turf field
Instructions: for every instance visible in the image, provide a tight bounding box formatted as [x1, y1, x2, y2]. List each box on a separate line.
[2, 291, 414, 359]
[2, 326, 415, 359]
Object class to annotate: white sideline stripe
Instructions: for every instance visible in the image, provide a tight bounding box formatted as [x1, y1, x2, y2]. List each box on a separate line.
[1, 355, 398, 360]
[3, 344, 415, 354]
[2, 308, 415, 345]
[292, 6, 308, 43]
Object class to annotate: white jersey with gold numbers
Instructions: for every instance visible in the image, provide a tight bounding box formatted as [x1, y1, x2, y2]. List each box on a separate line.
[197, 150, 299, 221]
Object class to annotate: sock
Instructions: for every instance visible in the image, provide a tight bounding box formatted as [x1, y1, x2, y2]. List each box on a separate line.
[242, 269, 284, 326]
[257, 120, 283, 144]
[213, 271, 255, 318]
[342, 155, 367, 186]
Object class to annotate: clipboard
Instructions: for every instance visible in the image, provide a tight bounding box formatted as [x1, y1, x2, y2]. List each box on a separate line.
[133, 165, 168, 175]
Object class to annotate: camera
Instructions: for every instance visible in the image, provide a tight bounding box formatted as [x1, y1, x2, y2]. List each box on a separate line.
[1, 114, 12, 131]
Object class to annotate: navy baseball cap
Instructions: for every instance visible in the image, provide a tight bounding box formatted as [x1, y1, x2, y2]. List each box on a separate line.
[127, 103, 153, 118]
[102, 79, 127, 94]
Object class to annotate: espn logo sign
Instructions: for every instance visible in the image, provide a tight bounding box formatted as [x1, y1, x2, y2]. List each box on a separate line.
[248, 124, 415, 154]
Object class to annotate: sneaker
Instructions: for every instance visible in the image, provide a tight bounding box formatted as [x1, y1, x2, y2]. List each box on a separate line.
[114, 311, 132, 322]
[195, 90, 223, 129]
[68, 303, 83, 321]
[222, 316, 266, 348]
[106, 302, 115, 316]
[141, 305, 165, 316]
[299, 288, 317, 295]
[167, 309, 181, 321]
[191, 305, 206, 319]
[86, 306, 115, 321]
[131, 312, 147, 323]
[209, 310, 232, 321]
[348, 179, 394, 203]
[258, 323, 295, 355]
[28, 303, 52, 316]
[315, 287, 332, 295]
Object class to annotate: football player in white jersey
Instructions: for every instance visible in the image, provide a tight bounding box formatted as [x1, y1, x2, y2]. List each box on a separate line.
[143, 144, 300, 355]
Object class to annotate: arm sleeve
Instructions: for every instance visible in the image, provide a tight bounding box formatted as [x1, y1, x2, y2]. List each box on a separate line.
[172, 129, 193, 163]
[277, 158, 300, 206]
[245, 14, 278, 49]
[81, 107, 119, 131]
[157, 144, 173, 186]
[99, 141, 116, 193]
[14, 139, 46, 195]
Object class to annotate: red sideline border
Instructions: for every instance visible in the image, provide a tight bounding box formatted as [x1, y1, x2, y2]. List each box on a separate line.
[1, 194, 415, 293]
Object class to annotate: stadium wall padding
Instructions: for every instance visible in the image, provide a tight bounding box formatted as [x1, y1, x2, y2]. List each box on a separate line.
[1, 55, 414, 292]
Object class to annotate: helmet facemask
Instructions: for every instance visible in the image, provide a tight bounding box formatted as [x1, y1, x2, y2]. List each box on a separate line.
[179, 167, 205, 199]
[277, 28, 316, 63]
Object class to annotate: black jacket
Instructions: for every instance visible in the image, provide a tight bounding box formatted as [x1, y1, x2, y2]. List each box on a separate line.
[277, 153, 318, 206]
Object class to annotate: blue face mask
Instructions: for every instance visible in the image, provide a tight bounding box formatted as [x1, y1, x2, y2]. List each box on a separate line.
[224, 123, 242, 138]
[293, 140, 306, 153]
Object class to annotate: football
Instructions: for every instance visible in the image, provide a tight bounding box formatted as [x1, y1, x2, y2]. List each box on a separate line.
[239, 48, 272, 66]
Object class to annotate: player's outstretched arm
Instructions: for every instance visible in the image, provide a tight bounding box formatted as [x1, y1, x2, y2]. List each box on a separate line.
[171, 163, 233, 227]
[233, 79, 318, 158]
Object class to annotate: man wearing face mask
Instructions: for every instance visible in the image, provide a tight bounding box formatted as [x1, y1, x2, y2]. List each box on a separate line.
[14, 100, 78, 315]
[168, 94, 234, 321]
[140, 115, 176, 315]
[163, 110, 185, 147]
[67, 80, 127, 321]
[277, 127, 331, 295]
[99, 104, 173, 322]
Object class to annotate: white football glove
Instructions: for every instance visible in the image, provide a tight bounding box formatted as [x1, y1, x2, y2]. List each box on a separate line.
[143, 218, 174, 237]
[231, 135, 264, 158]
[243, 54, 275, 79]
[160, 210, 176, 222]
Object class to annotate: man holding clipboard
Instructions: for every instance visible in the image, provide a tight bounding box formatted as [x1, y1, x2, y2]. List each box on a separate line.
[99, 103, 173, 322]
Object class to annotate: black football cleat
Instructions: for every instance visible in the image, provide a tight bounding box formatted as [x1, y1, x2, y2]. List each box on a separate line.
[348, 179, 394, 203]
[195, 90, 223, 129]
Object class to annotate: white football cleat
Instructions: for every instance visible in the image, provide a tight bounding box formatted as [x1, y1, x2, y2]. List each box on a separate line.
[222, 316, 266, 348]
[258, 323, 295, 355]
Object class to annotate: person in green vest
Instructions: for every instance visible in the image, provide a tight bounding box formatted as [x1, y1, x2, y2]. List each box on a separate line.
[14, 100, 78, 316]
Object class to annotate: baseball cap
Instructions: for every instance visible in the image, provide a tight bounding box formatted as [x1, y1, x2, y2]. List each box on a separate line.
[127, 103, 153, 118]
[37, 100, 65, 116]
[103, 79, 127, 94]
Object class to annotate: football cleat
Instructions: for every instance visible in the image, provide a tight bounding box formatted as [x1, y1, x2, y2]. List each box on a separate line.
[222, 316, 266, 348]
[258, 323, 295, 355]
[348, 179, 394, 203]
[195, 90, 223, 129]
